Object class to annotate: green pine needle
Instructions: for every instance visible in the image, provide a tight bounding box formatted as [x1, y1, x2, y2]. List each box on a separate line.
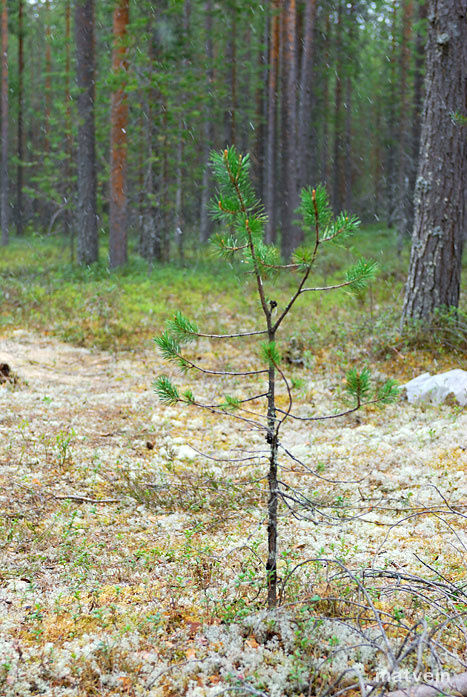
[167, 311, 198, 344]
[154, 332, 181, 362]
[376, 379, 400, 404]
[154, 376, 180, 405]
[182, 389, 196, 404]
[261, 341, 281, 366]
[345, 367, 371, 404]
[345, 259, 378, 292]
[223, 394, 241, 410]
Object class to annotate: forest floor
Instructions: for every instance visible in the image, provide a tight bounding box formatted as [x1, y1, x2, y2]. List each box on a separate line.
[0, 325, 466, 697]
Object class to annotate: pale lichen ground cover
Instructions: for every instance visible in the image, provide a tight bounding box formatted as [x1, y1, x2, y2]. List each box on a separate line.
[0, 330, 465, 696]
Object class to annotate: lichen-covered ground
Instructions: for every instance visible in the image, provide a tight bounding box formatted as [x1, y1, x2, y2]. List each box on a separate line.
[0, 330, 465, 696]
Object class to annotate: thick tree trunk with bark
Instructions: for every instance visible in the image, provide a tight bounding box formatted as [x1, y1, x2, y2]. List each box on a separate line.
[280, 0, 301, 260]
[401, 0, 466, 323]
[75, 0, 98, 265]
[16, 0, 24, 237]
[1, 0, 8, 247]
[109, 0, 130, 269]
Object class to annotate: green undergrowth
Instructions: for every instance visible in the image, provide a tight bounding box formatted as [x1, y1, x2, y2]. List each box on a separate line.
[0, 227, 465, 370]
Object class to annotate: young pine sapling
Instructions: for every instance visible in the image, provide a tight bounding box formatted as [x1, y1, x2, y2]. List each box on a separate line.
[155, 147, 398, 609]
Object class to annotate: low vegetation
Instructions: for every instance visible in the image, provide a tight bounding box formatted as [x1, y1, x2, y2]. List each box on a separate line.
[0, 206, 465, 696]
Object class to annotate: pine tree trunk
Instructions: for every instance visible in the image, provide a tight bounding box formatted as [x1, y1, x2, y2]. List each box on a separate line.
[298, 0, 317, 188]
[401, 0, 466, 323]
[1, 0, 8, 247]
[386, 1, 397, 228]
[264, 0, 280, 243]
[396, 0, 414, 255]
[332, 0, 344, 212]
[343, 2, 354, 212]
[64, 0, 73, 255]
[200, 0, 214, 242]
[109, 0, 130, 269]
[224, 3, 237, 147]
[75, 0, 98, 265]
[44, 0, 51, 156]
[407, 0, 427, 235]
[280, 0, 301, 260]
[321, 11, 331, 185]
[16, 0, 24, 237]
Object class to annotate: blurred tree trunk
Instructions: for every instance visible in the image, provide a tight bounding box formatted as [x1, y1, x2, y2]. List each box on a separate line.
[16, 0, 24, 237]
[386, 0, 397, 228]
[109, 0, 130, 269]
[64, 0, 73, 254]
[321, 11, 331, 186]
[281, 0, 301, 260]
[343, 1, 354, 212]
[1, 0, 8, 247]
[44, 0, 51, 155]
[200, 0, 214, 242]
[264, 0, 280, 243]
[75, 0, 98, 265]
[407, 0, 427, 235]
[224, 2, 237, 147]
[175, 0, 191, 261]
[396, 0, 414, 255]
[401, 0, 466, 323]
[298, 0, 317, 188]
[332, 0, 344, 212]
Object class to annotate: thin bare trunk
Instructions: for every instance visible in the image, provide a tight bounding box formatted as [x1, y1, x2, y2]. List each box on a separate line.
[200, 0, 214, 242]
[321, 12, 331, 185]
[407, 0, 427, 235]
[109, 0, 130, 269]
[396, 0, 414, 255]
[281, 0, 301, 260]
[298, 0, 317, 187]
[332, 0, 344, 212]
[16, 0, 23, 237]
[1, 0, 8, 246]
[386, 0, 397, 227]
[64, 0, 73, 256]
[44, 0, 51, 154]
[264, 0, 280, 243]
[75, 0, 98, 265]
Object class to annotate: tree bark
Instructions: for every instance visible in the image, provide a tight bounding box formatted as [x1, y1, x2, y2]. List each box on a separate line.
[280, 0, 301, 260]
[386, 0, 398, 228]
[200, 0, 214, 242]
[64, 0, 73, 254]
[401, 0, 466, 323]
[407, 0, 427, 235]
[264, 0, 280, 243]
[297, 0, 317, 188]
[109, 0, 130, 269]
[44, 0, 52, 155]
[396, 0, 414, 255]
[16, 0, 24, 237]
[0, 0, 8, 247]
[75, 0, 98, 265]
[332, 0, 344, 212]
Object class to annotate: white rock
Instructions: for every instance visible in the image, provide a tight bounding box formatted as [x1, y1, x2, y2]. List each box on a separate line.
[404, 369, 467, 406]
